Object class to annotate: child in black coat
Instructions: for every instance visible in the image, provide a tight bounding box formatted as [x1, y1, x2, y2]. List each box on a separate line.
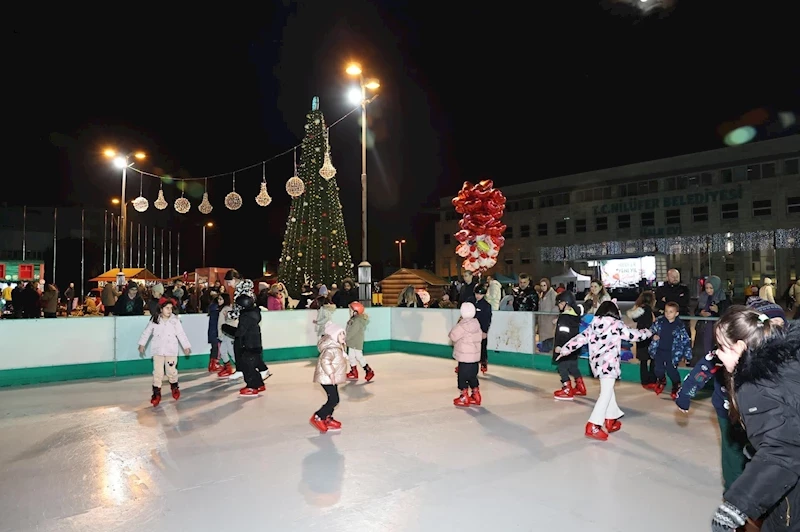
[473, 283, 493, 374]
[221, 293, 265, 397]
[552, 291, 585, 400]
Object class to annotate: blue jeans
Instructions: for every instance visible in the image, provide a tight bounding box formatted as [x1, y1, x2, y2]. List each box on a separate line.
[539, 338, 554, 354]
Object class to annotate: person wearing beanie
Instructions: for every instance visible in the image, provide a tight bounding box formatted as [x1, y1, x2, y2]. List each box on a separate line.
[450, 302, 484, 407]
[758, 277, 775, 304]
[552, 291, 586, 400]
[113, 281, 144, 316]
[147, 283, 165, 316]
[675, 298, 787, 491]
[473, 283, 493, 374]
[345, 301, 374, 382]
[310, 322, 349, 432]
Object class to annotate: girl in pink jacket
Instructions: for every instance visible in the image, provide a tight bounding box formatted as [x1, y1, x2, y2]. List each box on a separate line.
[450, 302, 484, 407]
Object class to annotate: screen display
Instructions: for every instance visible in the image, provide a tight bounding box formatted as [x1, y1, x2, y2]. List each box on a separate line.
[599, 256, 656, 288]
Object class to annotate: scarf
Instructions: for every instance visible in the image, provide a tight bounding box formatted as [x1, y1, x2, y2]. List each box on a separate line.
[228, 279, 254, 320]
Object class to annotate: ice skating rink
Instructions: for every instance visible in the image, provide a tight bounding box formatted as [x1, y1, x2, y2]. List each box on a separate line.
[0, 353, 725, 532]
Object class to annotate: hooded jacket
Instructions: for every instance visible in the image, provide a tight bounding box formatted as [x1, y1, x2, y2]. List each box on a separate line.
[551, 309, 581, 364]
[313, 324, 349, 385]
[723, 321, 800, 530]
[560, 315, 652, 379]
[345, 313, 369, 350]
[138, 315, 191, 357]
[449, 305, 483, 364]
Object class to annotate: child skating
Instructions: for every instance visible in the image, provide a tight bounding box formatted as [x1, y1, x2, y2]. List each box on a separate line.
[648, 302, 692, 399]
[473, 283, 492, 374]
[310, 322, 349, 433]
[557, 301, 652, 440]
[221, 293, 265, 397]
[215, 293, 237, 377]
[313, 295, 337, 338]
[551, 291, 585, 400]
[450, 302, 484, 407]
[207, 289, 221, 373]
[138, 297, 192, 406]
[345, 301, 375, 382]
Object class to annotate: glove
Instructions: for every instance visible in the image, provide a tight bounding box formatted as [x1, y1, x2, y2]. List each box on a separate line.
[711, 501, 747, 531]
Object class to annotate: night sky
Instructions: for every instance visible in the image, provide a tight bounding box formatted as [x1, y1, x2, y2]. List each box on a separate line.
[15, 1, 798, 281]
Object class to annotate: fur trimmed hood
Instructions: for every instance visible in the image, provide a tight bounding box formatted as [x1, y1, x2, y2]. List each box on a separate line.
[734, 320, 800, 387]
[626, 306, 645, 319]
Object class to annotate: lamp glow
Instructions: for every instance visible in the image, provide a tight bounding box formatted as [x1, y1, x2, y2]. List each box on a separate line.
[346, 63, 362, 76]
[348, 88, 363, 105]
[103, 148, 116, 158]
[111, 198, 120, 205]
[365, 79, 380, 90]
[134, 152, 146, 160]
[113, 157, 127, 169]
[207, 222, 214, 227]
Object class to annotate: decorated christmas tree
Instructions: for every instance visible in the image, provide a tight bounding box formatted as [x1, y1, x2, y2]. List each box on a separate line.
[278, 97, 354, 293]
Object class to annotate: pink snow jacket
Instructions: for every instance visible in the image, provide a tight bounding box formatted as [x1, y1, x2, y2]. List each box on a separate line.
[449, 317, 483, 363]
[560, 315, 652, 379]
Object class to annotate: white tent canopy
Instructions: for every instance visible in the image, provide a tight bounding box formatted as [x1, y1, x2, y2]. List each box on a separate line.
[550, 268, 592, 292]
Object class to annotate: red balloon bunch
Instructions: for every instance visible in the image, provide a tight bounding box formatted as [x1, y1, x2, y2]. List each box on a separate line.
[451, 180, 507, 273]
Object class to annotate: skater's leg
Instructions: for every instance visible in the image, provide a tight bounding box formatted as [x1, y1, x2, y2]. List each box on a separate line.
[219, 338, 232, 363]
[666, 362, 682, 389]
[315, 384, 339, 419]
[653, 353, 667, 381]
[480, 338, 488, 368]
[457, 362, 469, 389]
[557, 360, 571, 383]
[153, 355, 165, 388]
[164, 356, 179, 384]
[717, 415, 749, 491]
[241, 351, 264, 389]
[350, 347, 366, 367]
[566, 359, 581, 379]
[463, 362, 479, 389]
[603, 379, 623, 420]
[347, 347, 358, 367]
[588, 377, 616, 426]
[210, 341, 219, 361]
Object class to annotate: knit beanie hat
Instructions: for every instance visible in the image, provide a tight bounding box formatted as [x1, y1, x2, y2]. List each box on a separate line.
[746, 297, 787, 324]
[151, 283, 164, 297]
[460, 302, 476, 319]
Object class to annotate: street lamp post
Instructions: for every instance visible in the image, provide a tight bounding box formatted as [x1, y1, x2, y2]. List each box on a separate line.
[395, 239, 406, 268]
[104, 149, 145, 277]
[202, 222, 213, 268]
[346, 63, 380, 306]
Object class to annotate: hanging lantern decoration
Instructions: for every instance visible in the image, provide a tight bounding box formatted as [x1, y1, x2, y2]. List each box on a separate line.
[225, 171, 243, 210]
[154, 182, 168, 210]
[319, 130, 337, 180]
[286, 147, 305, 197]
[198, 178, 213, 214]
[132, 172, 149, 212]
[255, 162, 272, 206]
[174, 185, 191, 214]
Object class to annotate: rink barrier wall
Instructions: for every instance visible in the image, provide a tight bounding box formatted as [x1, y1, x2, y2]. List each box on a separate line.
[0, 307, 706, 387]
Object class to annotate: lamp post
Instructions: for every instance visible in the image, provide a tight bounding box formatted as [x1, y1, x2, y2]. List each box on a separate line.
[346, 62, 380, 306]
[202, 222, 214, 268]
[104, 149, 145, 277]
[395, 239, 406, 268]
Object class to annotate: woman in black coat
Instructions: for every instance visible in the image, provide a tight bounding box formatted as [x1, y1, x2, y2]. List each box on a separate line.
[710, 307, 800, 532]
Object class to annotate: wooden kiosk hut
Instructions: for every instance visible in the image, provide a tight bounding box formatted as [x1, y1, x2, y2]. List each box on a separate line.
[380, 268, 449, 307]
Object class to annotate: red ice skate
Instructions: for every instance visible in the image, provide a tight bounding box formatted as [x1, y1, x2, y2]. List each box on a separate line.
[453, 389, 470, 407]
[170, 383, 180, 401]
[217, 362, 233, 378]
[585, 422, 608, 441]
[364, 365, 375, 382]
[554, 382, 575, 401]
[325, 417, 342, 431]
[573, 377, 587, 396]
[150, 386, 161, 407]
[670, 385, 680, 400]
[239, 387, 259, 397]
[346, 366, 358, 380]
[642, 383, 657, 391]
[310, 415, 328, 433]
[208, 358, 221, 372]
[653, 378, 667, 396]
[604, 418, 622, 433]
[454, 366, 459, 374]
[480, 363, 488, 374]
[257, 385, 266, 392]
[469, 387, 482, 406]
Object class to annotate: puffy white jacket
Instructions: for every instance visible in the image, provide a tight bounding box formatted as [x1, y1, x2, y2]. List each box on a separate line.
[139, 315, 191, 357]
[218, 305, 239, 339]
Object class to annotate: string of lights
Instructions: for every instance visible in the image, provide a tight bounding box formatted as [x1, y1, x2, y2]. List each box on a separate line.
[127, 104, 362, 182]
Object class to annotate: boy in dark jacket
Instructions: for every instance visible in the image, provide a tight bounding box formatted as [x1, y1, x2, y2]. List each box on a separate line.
[207, 291, 221, 372]
[552, 291, 585, 400]
[474, 283, 492, 374]
[648, 302, 692, 398]
[222, 294, 265, 397]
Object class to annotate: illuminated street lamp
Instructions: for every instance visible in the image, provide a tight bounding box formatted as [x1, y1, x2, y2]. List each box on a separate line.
[202, 222, 214, 268]
[104, 148, 146, 273]
[395, 239, 406, 268]
[345, 61, 380, 306]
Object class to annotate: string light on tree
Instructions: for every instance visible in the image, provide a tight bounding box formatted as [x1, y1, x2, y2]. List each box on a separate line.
[225, 172, 243, 210]
[278, 97, 354, 292]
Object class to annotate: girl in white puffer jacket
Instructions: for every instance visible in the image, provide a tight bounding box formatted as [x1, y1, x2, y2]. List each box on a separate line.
[138, 297, 191, 406]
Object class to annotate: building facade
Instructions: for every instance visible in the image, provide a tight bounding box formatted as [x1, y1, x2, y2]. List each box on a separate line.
[435, 136, 800, 297]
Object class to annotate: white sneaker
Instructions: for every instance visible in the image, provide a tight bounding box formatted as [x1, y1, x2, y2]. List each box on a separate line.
[228, 371, 243, 380]
[261, 370, 272, 381]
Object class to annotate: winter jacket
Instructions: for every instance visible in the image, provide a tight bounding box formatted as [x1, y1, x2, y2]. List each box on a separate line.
[499, 295, 515, 311]
[654, 282, 690, 316]
[313, 333, 349, 385]
[537, 288, 558, 341]
[583, 292, 611, 315]
[267, 295, 283, 311]
[475, 297, 492, 333]
[458, 280, 477, 306]
[560, 316, 652, 379]
[101, 283, 119, 307]
[648, 316, 692, 365]
[627, 305, 655, 361]
[675, 351, 730, 418]
[207, 301, 220, 343]
[222, 306, 262, 353]
[296, 290, 315, 310]
[758, 280, 776, 304]
[345, 313, 368, 350]
[114, 294, 144, 316]
[218, 305, 238, 339]
[486, 280, 502, 311]
[315, 303, 337, 337]
[138, 315, 191, 356]
[449, 317, 483, 363]
[551, 310, 581, 364]
[513, 285, 538, 312]
[724, 321, 800, 531]
[41, 289, 58, 313]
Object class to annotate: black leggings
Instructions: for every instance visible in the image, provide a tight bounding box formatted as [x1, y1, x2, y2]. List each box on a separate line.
[457, 362, 479, 390]
[315, 384, 340, 419]
[480, 338, 488, 366]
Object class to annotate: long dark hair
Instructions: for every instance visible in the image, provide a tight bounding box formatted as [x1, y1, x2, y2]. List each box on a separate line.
[151, 297, 177, 324]
[218, 292, 231, 307]
[714, 305, 778, 423]
[635, 290, 655, 309]
[595, 300, 620, 320]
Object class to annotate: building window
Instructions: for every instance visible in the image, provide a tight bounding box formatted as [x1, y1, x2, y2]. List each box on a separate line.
[520, 224, 530, 238]
[596, 216, 608, 231]
[721, 169, 733, 183]
[537, 223, 547, 236]
[687, 174, 713, 188]
[665, 175, 689, 191]
[556, 220, 567, 234]
[641, 212, 655, 227]
[538, 193, 570, 208]
[788, 197, 800, 214]
[785, 159, 799, 175]
[520, 251, 531, 265]
[692, 206, 709, 222]
[721, 203, 739, 220]
[747, 165, 762, 180]
[506, 226, 514, 239]
[443, 233, 451, 245]
[575, 218, 587, 233]
[762, 162, 776, 178]
[618, 214, 631, 229]
[665, 209, 681, 225]
[753, 199, 772, 217]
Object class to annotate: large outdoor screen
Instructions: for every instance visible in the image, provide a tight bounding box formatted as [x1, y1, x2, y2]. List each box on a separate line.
[599, 256, 656, 288]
